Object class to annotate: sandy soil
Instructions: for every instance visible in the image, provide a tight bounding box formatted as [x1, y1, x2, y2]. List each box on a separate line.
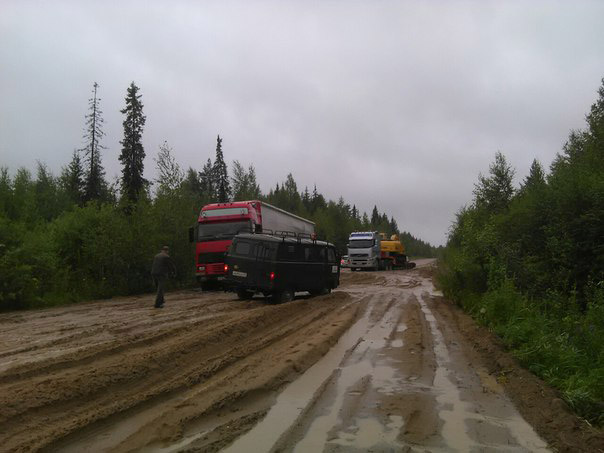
[0, 260, 602, 452]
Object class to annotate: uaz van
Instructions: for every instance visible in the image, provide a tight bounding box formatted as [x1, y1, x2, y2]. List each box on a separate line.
[225, 233, 340, 303]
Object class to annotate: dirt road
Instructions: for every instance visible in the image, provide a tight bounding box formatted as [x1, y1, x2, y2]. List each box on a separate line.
[0, 260, 600, 452]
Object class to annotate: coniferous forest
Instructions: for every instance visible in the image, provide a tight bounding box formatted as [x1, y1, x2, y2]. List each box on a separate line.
[438, 78, 604, 424]
[0, 82, 436, 311]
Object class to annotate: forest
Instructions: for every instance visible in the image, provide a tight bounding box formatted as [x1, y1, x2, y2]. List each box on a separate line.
[438, 79, 604, 424]
[0, 82, 436, 312]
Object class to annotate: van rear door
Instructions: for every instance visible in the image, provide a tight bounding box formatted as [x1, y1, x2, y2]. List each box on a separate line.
[229, 239, 257, 287]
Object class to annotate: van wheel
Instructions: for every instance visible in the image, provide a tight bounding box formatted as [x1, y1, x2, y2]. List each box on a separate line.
[237, 288, 253, 300]
[272, 288, 294, 304]
[310, 287, 331, 297]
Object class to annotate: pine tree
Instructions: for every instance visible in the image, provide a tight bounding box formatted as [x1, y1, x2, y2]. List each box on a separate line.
[302, 186, 311, 211]
[247, 164, 261, 199]
[0, 167, 11, 216]
[520, 159, 546, 193]
[473, 151, 515, 213]
[60, 151, 85, 206]
[200, 158, 214, 199]
[310, 184, 326, 212]
[119, 82, 147, 204]
[231, 161, 261, 201]
[34, 162, 58, 221]
[81, 82, 107, 202]
[183, 167, 202, 197]
[371, 205, 380, 227]
[390, 216, 399, 235]
[212, 135, 230, 202]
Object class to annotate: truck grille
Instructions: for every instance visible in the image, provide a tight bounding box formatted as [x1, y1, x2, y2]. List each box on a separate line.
[205, 263, 225, 274]
[198, 252, 225, 264]
[350, 253, 368, 258]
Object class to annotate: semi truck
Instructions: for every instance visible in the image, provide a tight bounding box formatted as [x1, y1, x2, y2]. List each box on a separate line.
[346, 231, 415, 271]
[189, 200, 315, 289]
[347, 231, 381, 271]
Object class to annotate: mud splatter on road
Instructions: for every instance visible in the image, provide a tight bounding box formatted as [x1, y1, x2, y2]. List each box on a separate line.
[1, 260, 601, 452]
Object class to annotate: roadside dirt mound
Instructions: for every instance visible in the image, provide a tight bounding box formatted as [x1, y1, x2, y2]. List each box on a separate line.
[340, 270, 386, 285]
[430, 295, 604, 452]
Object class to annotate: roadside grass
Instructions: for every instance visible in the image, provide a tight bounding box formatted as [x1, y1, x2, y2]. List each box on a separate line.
[437, 265, 604, 426]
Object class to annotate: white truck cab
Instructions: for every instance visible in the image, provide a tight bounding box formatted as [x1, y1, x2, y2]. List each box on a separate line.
[347, 231, 381, 271]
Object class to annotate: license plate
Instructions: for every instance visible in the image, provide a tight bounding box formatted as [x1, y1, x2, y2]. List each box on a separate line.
[232, 271, 247, 278]
[217, 276, 225, 281]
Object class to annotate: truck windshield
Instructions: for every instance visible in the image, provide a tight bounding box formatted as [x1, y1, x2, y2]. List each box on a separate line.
[348, 239, 374, 248]
[198, 221, 252, 241]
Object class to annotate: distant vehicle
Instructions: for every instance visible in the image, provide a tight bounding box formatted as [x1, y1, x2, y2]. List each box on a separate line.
[225, 233, 340, 303]
[379, 233, 415, 269]
[340, 255, 349, 268]
[347, 231, 415, 271]
[347, 231, 381, 271]
[189, 201, 315, 289]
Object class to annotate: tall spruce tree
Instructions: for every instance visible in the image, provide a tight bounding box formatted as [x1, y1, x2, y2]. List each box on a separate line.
[212, 135, 230, 202]
[371, 205, 380, 227]
[200, 158, 214, 199]
[119, 82, 147, 204]
[81, 82, 107, 202]
[520, 159, 546, 193]
[60, 151, 85, 206]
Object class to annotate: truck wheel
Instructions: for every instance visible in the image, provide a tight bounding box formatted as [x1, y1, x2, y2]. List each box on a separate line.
[237, 288, 254, 300]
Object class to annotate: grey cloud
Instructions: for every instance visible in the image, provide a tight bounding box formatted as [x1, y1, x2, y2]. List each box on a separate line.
[2, 1, 604, 245]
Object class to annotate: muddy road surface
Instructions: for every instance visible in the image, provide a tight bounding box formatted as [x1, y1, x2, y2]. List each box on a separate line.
[0, 260, 580, 452]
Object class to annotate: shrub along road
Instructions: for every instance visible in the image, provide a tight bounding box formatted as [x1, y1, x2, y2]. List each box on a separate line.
[0, 261, 601, 452]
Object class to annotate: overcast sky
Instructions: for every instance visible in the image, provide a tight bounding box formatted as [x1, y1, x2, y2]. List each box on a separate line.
[1, 1, 603, 245]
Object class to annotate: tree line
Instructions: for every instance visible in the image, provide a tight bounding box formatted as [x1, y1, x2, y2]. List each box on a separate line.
[438, 78, 604, 424]
[0, 81, 436, 311]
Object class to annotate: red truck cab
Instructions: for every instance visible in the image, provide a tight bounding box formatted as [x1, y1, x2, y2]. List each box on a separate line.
[192, 201, 261, 288]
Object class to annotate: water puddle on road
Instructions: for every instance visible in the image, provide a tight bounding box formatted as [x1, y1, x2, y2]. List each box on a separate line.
[414, 283, 550, 452]
[224, 293, 404, 453]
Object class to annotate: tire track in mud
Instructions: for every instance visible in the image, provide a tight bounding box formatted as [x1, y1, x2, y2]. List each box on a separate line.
[0, 292, 242, 368]
[222, 269, 550, 452]
[0, 291, 359, 452]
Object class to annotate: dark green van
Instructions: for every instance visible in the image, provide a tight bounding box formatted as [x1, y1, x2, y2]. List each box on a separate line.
[225, 233, 340, 303]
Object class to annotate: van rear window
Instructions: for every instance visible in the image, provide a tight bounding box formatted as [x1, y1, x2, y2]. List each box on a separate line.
[328, 248, 336, 262]
[233, 241, 253, 256]
[304, 246, 325, 262]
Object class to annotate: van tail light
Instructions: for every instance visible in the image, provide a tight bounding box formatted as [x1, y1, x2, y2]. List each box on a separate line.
[270, 272, 275, 281]
[224, 264, 229, 272]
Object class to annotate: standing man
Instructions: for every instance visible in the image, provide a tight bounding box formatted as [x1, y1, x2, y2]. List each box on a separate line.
[151, 246, 176, 308]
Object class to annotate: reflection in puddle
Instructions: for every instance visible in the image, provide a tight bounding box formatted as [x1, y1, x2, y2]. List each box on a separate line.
[331, 415, 404, 449]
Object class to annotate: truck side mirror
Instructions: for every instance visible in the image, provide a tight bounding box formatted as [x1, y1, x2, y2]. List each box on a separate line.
[188, 227, 195, 243]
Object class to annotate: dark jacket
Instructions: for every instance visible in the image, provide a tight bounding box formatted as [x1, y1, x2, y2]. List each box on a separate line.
[151, 251, 176, 277]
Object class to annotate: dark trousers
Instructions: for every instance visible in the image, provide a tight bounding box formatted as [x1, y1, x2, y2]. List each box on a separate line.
[153, 275, 166, 307]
